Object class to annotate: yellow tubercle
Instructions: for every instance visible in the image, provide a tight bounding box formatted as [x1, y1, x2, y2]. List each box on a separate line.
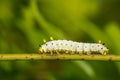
[98, 40, 102, 44]
[50, 36, 54, 41]
[43, 39, 46, 43]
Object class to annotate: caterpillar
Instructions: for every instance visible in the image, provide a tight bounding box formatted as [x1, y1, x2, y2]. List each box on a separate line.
[39, 38, 108, 55]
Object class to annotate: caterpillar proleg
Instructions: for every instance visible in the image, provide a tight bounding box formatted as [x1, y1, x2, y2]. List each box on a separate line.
[39, 40, 108, 55]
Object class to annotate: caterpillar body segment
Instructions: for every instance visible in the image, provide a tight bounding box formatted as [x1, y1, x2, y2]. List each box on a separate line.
[39, 40, 108, 55]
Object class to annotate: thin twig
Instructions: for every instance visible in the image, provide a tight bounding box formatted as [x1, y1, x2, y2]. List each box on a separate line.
[0, 54, 120, 61]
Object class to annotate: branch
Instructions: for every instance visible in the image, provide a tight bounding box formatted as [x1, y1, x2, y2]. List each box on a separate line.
[0, 54, 120, 61]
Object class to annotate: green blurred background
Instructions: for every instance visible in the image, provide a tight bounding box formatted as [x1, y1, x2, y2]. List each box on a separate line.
[0, 0, 120, 80]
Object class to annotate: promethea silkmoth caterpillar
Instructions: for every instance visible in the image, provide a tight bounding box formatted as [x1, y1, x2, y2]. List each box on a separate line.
[39, 39, 108, 55]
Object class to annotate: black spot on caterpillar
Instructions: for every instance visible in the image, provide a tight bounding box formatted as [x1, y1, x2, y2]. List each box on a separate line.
[39, 40, 109, 55]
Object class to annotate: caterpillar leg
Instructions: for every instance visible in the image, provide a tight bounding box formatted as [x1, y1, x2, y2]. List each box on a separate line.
[86, 52, 91, 55]
[84, 52, 91, 55]
[102, 48, 108, 55]
[68, 50, 74, 54]
[77, 51, 83, 55]
[65, 50, 69, 54]
[50, 50, 53, 55]
[102, 52, 107, 55]
[39, 47, 43, 54]
[56, 50, 60, 55]
[78, 52, 83, 55]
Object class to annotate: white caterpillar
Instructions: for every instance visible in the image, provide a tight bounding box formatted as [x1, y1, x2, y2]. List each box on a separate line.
[39, 40, 108, 55]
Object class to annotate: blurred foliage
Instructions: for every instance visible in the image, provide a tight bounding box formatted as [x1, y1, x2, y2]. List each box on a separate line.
[0, 0, 120, 80]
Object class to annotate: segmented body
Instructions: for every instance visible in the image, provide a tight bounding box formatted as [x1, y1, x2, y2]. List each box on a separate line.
[39, 40, 108, 55]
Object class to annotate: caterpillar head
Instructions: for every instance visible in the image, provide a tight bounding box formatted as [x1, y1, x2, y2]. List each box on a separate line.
[98, 44, 109, 55]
